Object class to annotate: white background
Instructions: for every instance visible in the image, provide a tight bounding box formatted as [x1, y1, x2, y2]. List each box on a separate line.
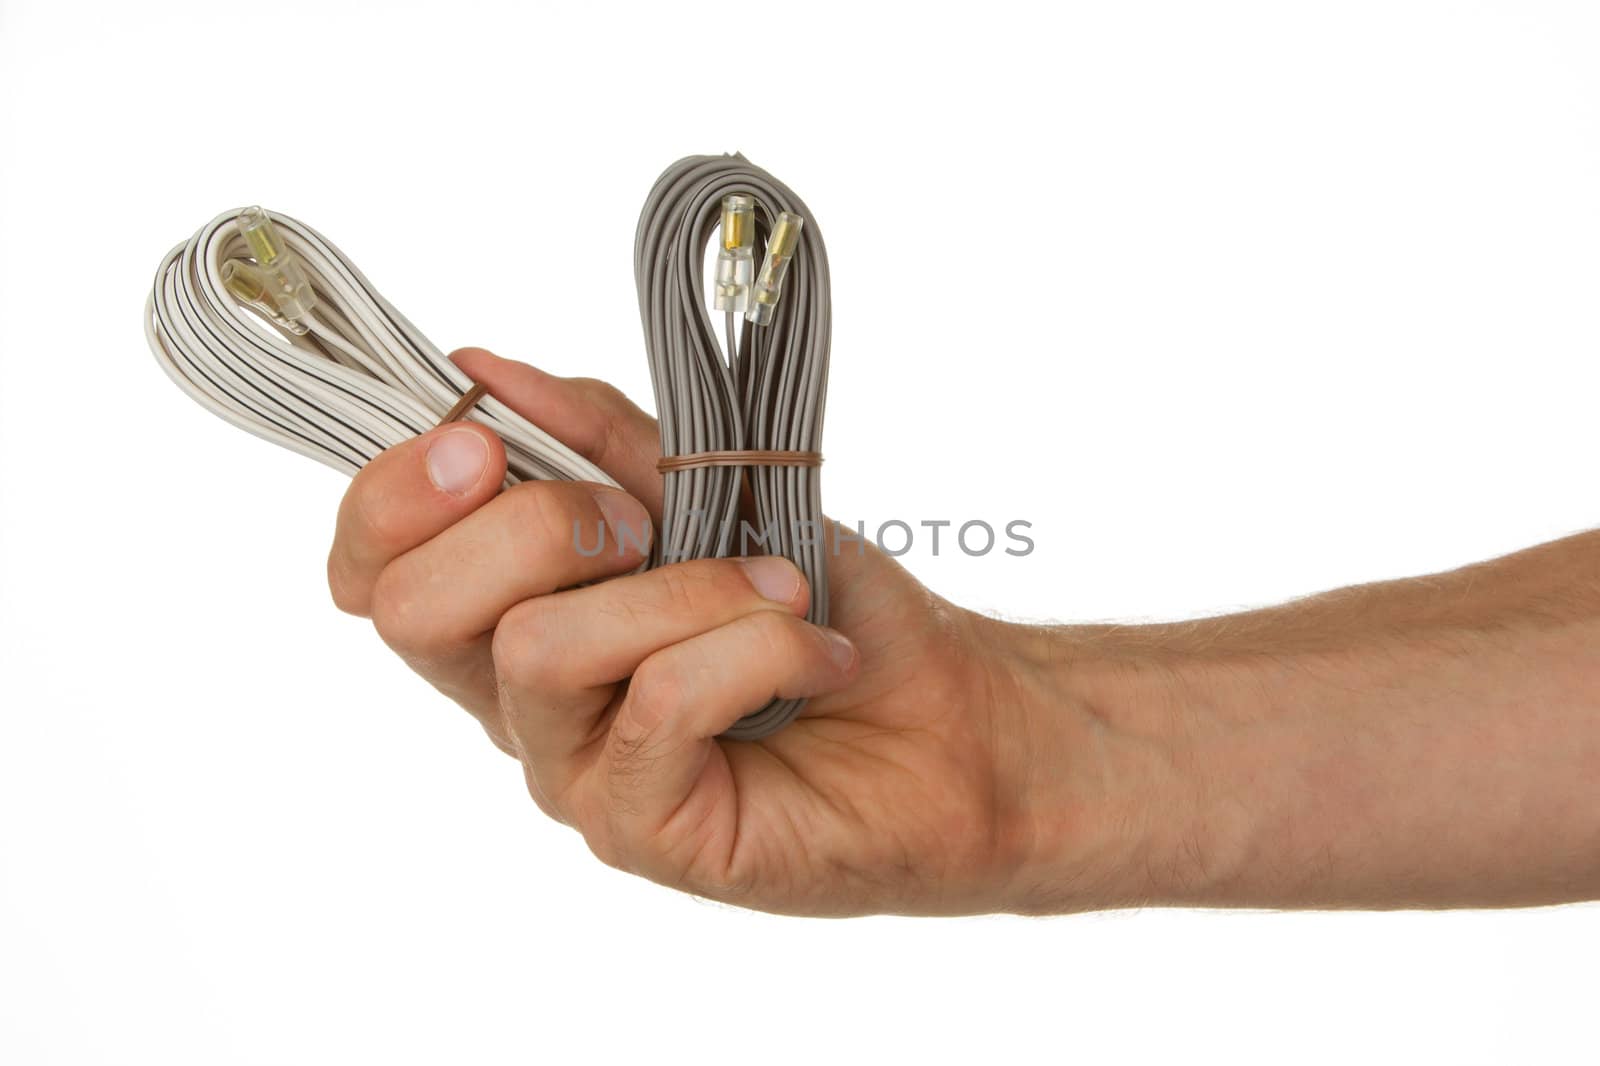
[3, 0, 1598, 1062]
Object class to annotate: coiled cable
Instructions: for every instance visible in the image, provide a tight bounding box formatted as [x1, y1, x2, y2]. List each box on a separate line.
[145, 209, 613, 484]
[634, 154, 831, 738]
[145, 154, 829, 740]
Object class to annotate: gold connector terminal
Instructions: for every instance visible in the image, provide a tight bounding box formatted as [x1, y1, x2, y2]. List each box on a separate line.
[746, 211, 803, 326]
[221, 258, 310, 335]
[713, 194, 756, 313]
[233, 206, 317, 322]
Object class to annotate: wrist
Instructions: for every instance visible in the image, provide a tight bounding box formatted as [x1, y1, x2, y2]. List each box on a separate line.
[980, 618, 1218, 913]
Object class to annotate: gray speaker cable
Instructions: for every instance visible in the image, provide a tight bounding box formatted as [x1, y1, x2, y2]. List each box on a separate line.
[634, 154, 831, 738]
[144, 154, 830, 740]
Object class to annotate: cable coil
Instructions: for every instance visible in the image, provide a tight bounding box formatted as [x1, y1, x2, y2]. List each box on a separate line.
[634, 154, 832, 738]
[145, 153, 830, 740]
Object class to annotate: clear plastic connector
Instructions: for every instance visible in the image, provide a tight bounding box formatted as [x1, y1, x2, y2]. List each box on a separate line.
[221, 259, 310, 335]
[235, 206, 317, 321]
[746, 211, 803, 326]
[713, 194, 755, 312]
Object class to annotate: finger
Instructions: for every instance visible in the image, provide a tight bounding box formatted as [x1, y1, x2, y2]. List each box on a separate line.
[593, 613, 858, 857]
[492, 556, 810, 796]
[328, 422, 506, 616]
[451, 348, 664, 515]
[369, 480, 652, 684]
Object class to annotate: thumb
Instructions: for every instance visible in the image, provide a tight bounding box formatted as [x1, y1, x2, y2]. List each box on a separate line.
[450, 347, 664, 517]
[327, 420, 507, 616]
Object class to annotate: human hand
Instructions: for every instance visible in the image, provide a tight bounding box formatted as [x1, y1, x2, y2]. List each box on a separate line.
[325, 348, 1176, 916]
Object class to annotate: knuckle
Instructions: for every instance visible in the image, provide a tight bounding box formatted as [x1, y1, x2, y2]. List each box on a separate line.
[482, 721, 519, 759]
[571, 376, 629, 410]
[518, 761, 570, 824]
[352, 479, 411, 557]
[368, 567, 425, 653]
[620, 659, 684, 739]
[605, 665, 683, 801]
[490, 599, 561, 689]
[651, 565, 703, 615]
[582, 824, 630, 873]
[326, 551, 367, 616]
[538, 783, 627, 870]
[501, 482, 576, 563]
[746, 608, 805, 659]
[686, 863, 757, 905]
[569, 378, 644, 466]
[628, 559, 748, 622]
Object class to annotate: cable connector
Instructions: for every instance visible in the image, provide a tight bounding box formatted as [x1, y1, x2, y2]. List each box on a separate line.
[746, 211, 803, 326]
[235, 206, 317, 322]
[221, 259, 310, 335]
[713, 194, 755, 312]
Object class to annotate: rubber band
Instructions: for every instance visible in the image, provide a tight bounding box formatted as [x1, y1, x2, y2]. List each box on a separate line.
[656, 449, 823, 474]
[436, 382, 490, 426]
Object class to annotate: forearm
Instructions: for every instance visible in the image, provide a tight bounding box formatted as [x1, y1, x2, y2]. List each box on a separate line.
[1008, 531, 1600, 911]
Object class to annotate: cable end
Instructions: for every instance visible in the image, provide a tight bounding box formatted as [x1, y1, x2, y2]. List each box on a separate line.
[221, 259, 310, 335]
[234, 206, 317, 322]
[746, 211, 803, 326]
[713, 194, 755, 313]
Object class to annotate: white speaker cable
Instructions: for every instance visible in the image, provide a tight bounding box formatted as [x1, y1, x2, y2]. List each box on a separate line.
[145, 207, 613, 484]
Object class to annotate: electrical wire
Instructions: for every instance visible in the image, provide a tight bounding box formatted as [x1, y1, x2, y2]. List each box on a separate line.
[144, 153, 830, 740]
[634, 154, 831, 738]
[145, 211, 613, 484]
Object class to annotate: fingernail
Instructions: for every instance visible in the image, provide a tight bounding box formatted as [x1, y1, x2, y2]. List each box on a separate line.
[426, 427, 489, 496]
[591, 489, 651, 552]
[739, 556, 802, 604]
[822, 628, 857, 672]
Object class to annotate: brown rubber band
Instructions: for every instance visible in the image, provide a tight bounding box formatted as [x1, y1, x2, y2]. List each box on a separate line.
[437, 382, 490, 426]
[657, 449, 824, 474]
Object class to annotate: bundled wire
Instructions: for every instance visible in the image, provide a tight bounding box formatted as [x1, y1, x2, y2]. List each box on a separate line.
[144, 153, 829, 740]
[634, 155, 831, 738]
[145, 208, 612, 484]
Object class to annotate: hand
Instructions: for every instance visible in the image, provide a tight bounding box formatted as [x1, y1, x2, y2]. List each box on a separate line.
[325, 348, 1176, 916]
